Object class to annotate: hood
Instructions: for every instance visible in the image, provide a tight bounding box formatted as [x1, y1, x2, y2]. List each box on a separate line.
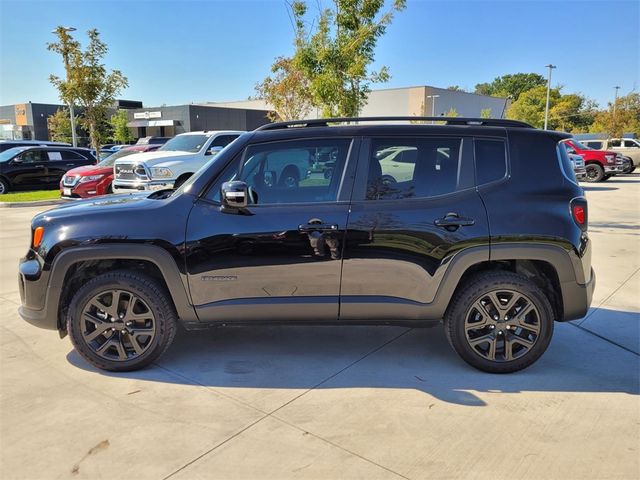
[65, 165, 113, 176]
[114, 150, 193, 164]
[35, 192, 156, 222]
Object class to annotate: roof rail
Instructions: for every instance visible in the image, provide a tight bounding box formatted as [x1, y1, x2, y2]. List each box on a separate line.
[255, 116, 534, 131]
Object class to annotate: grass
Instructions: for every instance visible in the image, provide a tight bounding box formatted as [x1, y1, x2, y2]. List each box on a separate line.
[0, 190, 61, 203]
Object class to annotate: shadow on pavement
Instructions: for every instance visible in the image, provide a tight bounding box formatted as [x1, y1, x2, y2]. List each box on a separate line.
[66, 311, 640, 407]
[581, 186, 619, 191]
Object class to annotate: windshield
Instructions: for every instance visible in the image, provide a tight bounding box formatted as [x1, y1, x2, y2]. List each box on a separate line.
[0, 147, 27, 162]
[159, 134, 209, 153]
[99, 149, 138, 165]
[571, 139, 592, 150]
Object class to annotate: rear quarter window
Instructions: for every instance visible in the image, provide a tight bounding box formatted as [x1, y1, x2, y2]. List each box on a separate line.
[474, 138, 507, 185]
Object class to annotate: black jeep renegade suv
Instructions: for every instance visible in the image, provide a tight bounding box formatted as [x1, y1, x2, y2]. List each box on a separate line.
[18, 117, 595, 373]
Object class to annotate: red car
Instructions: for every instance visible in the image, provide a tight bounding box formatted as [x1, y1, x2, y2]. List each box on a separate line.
[560, 139, 622, 182]
[61, 144, 161, 198]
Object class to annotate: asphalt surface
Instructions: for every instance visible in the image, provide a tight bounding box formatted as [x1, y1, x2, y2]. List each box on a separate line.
[1, 175, 638, 479]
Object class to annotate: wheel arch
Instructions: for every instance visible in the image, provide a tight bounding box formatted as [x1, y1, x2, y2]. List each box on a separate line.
[49, 244, 198, 333]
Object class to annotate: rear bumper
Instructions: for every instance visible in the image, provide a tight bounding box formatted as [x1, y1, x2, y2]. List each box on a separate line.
[560, 267, 595, 321]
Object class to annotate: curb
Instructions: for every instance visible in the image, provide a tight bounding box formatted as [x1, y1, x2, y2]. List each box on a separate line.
[0, 199, 67, 209]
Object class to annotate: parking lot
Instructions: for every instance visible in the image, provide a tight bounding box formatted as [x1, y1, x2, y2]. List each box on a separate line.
[0, 176, 638, 479]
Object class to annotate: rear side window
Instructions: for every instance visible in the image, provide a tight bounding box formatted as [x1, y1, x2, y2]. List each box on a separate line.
[366, 137, 464, 200]
[211, 135, 239, 148]
[60, 150, 86, 160]
[474, 139, 507, 185]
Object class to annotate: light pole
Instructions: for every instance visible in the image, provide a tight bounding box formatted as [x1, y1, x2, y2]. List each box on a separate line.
[425, 95, 440, 123]
[612, 85, 621, 127]
[543, 64, 556, 130]
[52, 26, 78, 147]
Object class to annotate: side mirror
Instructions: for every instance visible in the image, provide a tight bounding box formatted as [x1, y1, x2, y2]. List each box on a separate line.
[221, 181, 248, 209]
[12, 156, 23, 164]
[207, 146, 224, 156]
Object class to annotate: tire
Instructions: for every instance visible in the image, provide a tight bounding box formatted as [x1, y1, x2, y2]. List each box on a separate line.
[444, 271, 554, 373]
[67, 271, 177, 371]
[0, 177, 9, 195]
[602, 174, 612, 181]
[585, 163, 604, 182]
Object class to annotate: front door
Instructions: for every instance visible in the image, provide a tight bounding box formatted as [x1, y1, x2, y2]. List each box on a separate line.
[340, 135, 491, 320]
[185, 136, 356, 322]
[9, 149, 48, 188]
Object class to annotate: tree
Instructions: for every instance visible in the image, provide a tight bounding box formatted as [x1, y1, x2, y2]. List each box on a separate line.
[255, 56, 312, 121]
[48, 28, 128, 152]
[474, 73, 546, 101]
[445, 107, 459, 117]
[447, 85, 466, 92]
[589, 92, 640, 137]
[507, 85, 595, 131]
[291, 0, 406, 117]
[480, 108, 492, 118]
[47, 108, 73, 143]
[110, 109, 133, 144]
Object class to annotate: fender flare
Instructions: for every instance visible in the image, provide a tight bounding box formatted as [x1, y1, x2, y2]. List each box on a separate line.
[47, 244, 198, 328]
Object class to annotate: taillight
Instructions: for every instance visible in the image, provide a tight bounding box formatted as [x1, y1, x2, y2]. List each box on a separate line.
[570, 198, 588, 231]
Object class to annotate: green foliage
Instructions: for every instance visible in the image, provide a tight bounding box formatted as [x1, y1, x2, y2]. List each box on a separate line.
[589, 92, 640, 137]
[255, 56, 312, 121]
[475, 73, 546, 100]
[48, 27, 128, 152]
[445, 107, 459, 117]
[507, 85, 594, 132]
[290, 0, 406, 117]
[480, 108, 492, 119]
[110, 109, 133, 144]
[447, 85, 466, 92]
[47, 108, 73, 143]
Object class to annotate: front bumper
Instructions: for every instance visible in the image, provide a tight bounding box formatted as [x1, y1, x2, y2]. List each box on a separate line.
[112, 179, 175, 194]
[18, 256, 58, 331]
[604, 165, 620, 174]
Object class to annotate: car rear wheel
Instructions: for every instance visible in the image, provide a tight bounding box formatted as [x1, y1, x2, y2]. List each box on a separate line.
[0, 178, 9, 195]
[585, 163, 604, 182]
[444, 272, 554, 373]
[67, 271, 177, 371]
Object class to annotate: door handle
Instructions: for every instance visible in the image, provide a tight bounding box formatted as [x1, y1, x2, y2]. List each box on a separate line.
[34, 165, 45, 169]
[434, 213, 475, 230]
[66, 163, 75, 166]
[298, 222, 339, 233]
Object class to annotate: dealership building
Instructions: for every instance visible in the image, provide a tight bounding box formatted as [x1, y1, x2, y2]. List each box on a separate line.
[1, 86, 508, 142]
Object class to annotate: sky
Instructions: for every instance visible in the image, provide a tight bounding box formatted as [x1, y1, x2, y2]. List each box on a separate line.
[0, 0, 638, 109]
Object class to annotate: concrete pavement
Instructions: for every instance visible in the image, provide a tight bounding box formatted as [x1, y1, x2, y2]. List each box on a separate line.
[1, 176, 638, 479]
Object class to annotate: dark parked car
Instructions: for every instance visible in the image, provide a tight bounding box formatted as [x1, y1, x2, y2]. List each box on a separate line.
[18, 117, 594, 374]
[0, 146, 95, 194]
[0, 139, 71, 153]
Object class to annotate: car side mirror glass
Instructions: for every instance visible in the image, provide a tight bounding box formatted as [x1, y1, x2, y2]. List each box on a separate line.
[207, 146, 224, 156]
[12, 156, 23, 163]
[221, 181, 248, 209]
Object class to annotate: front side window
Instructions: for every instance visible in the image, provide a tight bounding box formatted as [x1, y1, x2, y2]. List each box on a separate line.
[159, 134, 210, 153]
[609, 139, 621, 147]
[208, 138, 351, 205]
[366, 137, 463, 200]
[585, 141, 602, 149]
[18, 150, 46, 164]
[624, 140, 639, 148]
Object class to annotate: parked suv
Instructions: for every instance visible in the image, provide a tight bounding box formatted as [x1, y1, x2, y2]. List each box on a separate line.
[0, 146, 95, 194]
[112, 131, 242, 193]
[18, 117, 594, 374]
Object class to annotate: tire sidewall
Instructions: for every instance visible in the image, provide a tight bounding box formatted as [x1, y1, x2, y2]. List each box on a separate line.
[0, 178, 8, 195]
[445, 274, 554, 373]
[585, 163, 604, 182]
[67, 272, 174, 371]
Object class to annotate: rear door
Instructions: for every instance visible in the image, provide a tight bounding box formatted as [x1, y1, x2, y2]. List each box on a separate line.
[47, 149, 92, 185]
[340, 135, 490, 320]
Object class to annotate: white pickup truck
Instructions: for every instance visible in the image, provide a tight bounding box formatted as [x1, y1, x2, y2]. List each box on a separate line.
[112, 130, 243, 193]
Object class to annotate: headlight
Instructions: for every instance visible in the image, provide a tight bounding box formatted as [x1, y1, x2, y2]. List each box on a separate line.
[78, 174, 105, 183]
[605, 154, 615, 164]
[151, 167, 173, 178]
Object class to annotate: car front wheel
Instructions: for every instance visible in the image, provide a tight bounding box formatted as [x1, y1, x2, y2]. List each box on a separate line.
[0, 178, 9, 195]
[585, 163, 604, 182]
[444, 272, 554, 373]
[67, 271, 177, 371]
